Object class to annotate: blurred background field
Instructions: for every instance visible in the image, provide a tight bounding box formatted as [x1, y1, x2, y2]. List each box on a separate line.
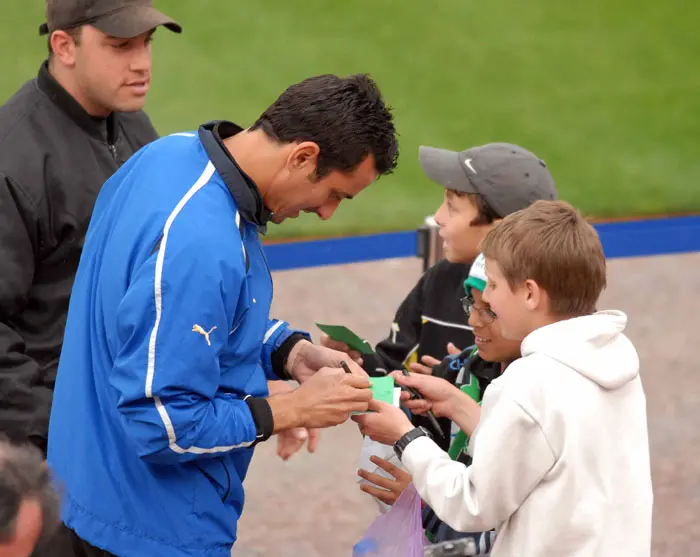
[3, 0, 698, 239]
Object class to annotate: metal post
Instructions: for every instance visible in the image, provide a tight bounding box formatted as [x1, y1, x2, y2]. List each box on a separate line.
[416, 215, 445, 272]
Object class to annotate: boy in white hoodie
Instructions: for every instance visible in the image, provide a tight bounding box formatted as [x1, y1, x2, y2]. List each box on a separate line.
[354, 200, 653, 557]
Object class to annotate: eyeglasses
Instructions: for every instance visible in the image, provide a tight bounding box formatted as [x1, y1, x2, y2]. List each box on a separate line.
[461, 295, 497, 324]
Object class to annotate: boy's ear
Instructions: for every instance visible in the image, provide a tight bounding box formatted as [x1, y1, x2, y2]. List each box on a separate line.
[523, 279, 542, 311]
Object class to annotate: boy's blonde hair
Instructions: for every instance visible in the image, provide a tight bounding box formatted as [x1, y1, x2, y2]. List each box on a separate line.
[480, 200, 606, 316]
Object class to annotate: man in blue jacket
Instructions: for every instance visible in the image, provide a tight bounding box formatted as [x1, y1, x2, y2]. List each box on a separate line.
[47, 73, 399, 557]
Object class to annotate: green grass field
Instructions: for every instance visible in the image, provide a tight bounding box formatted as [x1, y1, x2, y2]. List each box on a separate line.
[2, 0, 698, 239]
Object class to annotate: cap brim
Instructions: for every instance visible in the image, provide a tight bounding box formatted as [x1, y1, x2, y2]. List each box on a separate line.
[94, 6, 182, 39]
[418, 146, 477, 193]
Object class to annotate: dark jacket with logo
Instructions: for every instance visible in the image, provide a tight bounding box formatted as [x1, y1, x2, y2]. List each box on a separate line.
[0, 62, 158, 453]
[363, 259, 475, 376]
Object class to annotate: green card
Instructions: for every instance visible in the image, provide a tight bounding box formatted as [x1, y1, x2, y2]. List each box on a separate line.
[316, 323, 375, 355]
[353, 377, 399, 415]
[370, 376, 396, 405]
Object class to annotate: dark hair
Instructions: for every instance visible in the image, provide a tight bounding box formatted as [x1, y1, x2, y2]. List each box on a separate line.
[0, 441, 60, 547]
[47, 26, 82, 56]
[250, 74, 399, 178]
[448, 190, 500, 226]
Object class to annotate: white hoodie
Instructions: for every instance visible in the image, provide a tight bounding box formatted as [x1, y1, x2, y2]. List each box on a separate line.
[402, 311, 653, 557]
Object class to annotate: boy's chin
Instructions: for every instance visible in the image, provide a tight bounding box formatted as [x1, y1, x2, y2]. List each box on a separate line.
[443, 249, 476, 264]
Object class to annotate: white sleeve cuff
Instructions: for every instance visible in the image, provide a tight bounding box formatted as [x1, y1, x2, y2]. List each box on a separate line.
[401, 435, 450, 473]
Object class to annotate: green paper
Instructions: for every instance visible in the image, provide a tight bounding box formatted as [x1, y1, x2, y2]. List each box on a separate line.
[353, 377, 399, 415]
[370, 376, 396, 405]
[316, 323, 375, 355]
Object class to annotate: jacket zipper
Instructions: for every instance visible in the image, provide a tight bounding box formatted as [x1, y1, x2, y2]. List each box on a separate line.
[108, 143, 118, 161]
[257, 242, 274, 296]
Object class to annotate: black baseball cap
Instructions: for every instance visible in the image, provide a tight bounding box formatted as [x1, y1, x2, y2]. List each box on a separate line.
[419, 143, 558, 218]
[39, 0, 182, 39]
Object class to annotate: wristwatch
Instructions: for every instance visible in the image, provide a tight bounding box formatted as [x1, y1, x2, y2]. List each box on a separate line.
[394, 426, 432, 460]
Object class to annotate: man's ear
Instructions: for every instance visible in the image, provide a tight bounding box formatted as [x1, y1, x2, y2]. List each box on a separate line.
[50, 30, 79, 67]
[287, 141, 320, 172]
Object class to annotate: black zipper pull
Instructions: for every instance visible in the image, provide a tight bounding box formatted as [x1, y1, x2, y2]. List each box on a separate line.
[109, 143, 117, 161]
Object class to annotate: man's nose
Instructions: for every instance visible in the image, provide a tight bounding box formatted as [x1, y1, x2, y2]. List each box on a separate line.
[130, 44, 152, 73]
[316, 199, 341, 221]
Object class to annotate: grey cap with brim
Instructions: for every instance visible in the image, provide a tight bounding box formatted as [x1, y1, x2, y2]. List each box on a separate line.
[419, 142, 558, 217]
[92, 5, 181, 38]
[39, 1, 182, 38]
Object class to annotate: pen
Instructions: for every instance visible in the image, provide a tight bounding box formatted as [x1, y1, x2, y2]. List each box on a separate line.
[401, 369, 445, 439]
[341, 360, 352, 374]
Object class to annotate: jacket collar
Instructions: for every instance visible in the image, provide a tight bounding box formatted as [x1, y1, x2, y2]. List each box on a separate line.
[36, 60, 116, 143]
[198, 120, 272, 233]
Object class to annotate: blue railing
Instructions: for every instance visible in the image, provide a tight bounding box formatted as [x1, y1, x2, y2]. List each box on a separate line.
[263, 215, 700, 272]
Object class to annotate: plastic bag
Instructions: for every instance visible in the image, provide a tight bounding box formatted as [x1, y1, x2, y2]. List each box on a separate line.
[353, 483, 427, 557]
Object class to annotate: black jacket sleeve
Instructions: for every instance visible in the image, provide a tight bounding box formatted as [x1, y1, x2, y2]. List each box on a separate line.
[0, 174, 45, 448]
[362, 271, 426, 376]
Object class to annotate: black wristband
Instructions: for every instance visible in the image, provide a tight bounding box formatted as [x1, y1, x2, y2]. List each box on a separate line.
[244, 396, 274, 444]
[271, 333, 307, 380]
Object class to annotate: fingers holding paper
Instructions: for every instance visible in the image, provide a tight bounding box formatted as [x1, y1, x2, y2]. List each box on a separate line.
[319, 333, 363, 364]
[352, 400, 414, 446]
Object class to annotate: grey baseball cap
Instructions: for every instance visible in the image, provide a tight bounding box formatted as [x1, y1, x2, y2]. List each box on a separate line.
[419, 143, 558, 218]
[39, 0, 182, 38]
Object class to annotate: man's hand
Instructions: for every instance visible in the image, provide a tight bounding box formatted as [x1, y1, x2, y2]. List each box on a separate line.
[357, 456, 413, 505]
[286, 340, 367, 383]
[276, 427, 321, 461]
[352, 400, 414, 446]
[271, 368, 372, 430]
[319, 333, 363, 364]
[268, 380, 321, 460]
[408, 342, 461, 375]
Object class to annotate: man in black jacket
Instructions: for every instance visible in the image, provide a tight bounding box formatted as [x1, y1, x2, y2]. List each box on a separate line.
[0, 0, 181, 456]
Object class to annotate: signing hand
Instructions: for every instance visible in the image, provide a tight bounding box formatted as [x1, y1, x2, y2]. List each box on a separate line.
[408, 342, 461, 375]
[291, 368, 372, 429]
[358, 456, 413, 506]
[286, 340, 367, 384]
[352, 400, 414, 446]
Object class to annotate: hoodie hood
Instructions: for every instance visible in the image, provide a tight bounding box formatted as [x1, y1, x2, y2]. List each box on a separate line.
[520, 310, 639, 390]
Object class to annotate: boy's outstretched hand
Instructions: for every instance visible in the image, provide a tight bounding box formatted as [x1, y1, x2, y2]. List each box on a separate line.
[352, 400, 414, 446]
[392, 371, 462, 418]
[357, 456, 412, 505]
